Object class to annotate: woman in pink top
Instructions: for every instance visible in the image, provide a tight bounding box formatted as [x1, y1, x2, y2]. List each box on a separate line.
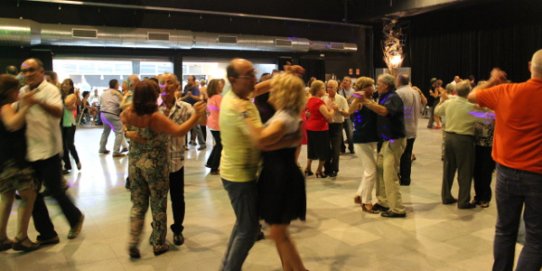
[304, 80, 335, 178]
[205, 79, 224, 175]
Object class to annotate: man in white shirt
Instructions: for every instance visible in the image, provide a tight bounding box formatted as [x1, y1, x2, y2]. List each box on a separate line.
[395, 74, 422, 186]
[323, 80, 350, 177]
[338, 76, 355, 154]
[20, 58, 84, 245]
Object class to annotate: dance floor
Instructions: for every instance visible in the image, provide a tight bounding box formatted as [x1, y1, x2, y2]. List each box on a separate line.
[3, 121, 520, 271]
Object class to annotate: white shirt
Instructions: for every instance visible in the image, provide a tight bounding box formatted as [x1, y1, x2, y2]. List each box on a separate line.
[322, 94, 349, 123]
[338, 87, 354, 104]
[20, 80, 63, 161]
[395, 85, 422, 139]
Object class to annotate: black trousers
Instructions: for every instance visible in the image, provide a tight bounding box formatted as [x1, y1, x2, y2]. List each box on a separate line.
[200, 125, 207, 142]
[62, 125, 80, 170]
[325, 123, 343, 174]
[169, 167, 185, 234]
[399, 138, 416, 185]
[32, 154, 83, 238]
[473, 145, 495, 202]
[340, 119, 354, 153]
[206, 130, 222, 170]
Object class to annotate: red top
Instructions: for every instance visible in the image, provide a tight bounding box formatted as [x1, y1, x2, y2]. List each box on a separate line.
[305, 97, 328, 131]
[477, 78, 542, 174]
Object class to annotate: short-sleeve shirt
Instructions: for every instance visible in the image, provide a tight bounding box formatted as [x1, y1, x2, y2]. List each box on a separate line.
[159, 99, 193, 173]
[183, 85, 200, 105]
[100, 88, 122, 115]
[476, 78, 542, 174]
[305, 97, 328, 131]
[376, 91, 405, 141]
[266, 110, 300, 148]
[207, 94, 222, 131]
[322, 94, 349, 123]
[20, 80, 63, 161]
[219, 90, 262, 182]
[395, 86, 421, 139]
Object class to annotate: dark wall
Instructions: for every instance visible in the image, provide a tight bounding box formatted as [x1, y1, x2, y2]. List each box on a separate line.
[374, 0, 542, 92]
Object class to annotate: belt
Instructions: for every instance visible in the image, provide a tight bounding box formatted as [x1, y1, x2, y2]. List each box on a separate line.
[101, 111, 119, 116]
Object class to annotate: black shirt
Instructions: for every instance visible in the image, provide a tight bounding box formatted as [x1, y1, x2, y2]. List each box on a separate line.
[352, 106, 379, 143]
[254, 92, 276, 123]
[376, 91, 405, 141]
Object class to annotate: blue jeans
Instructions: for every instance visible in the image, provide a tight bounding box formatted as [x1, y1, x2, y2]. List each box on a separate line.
[493, 164, 542, 271]
[221, 179, 259, 271]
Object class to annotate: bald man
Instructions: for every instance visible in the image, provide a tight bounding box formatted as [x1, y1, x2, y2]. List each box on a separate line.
[468, 49, 542, 271]
[19, 58, 84, 244]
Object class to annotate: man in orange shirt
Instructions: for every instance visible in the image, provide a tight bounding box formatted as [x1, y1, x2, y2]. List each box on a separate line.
[468, 49, 542, 271]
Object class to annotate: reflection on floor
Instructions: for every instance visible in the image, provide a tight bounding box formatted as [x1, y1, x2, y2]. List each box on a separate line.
[3, 122, 520, 271]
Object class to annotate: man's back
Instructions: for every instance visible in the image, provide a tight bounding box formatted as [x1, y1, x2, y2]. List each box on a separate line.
[100, 88, 121, 116]
[477, 78, 542, 174]
[396, 86, 421, 138]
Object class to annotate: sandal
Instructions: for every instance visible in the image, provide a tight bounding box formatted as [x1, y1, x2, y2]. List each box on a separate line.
[153, 243, 169, 256]
[361, 204, 378, 214]
[12, 236, 39, 252]
[0, 238, 14, 252]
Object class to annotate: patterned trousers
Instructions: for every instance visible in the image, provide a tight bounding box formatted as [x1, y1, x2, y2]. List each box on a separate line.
[129, 164, 169, 248]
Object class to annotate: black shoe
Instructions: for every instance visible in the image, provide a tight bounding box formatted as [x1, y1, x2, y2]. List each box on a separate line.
[329, 171, 337, 178]
[63, 169, 71, 175]
[349, 149, 355, 154]
[458, 203, 477, 209]
[0, 238, 14, 251]
[479, 201, 490, 208]
[37, 235, 60, 246]
[381, 211, 406, 218]
[442, 198, 458, 205]
[129, 246, 141, 259]
[173, 233, 184, 246]
[99, 150, 110, 154]
[68, 214, 85, 239]
[372, 203, 389, 212]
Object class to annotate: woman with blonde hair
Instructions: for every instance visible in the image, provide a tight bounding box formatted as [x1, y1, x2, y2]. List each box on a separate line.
[304, 80, 335, 177]
[244, 72, 308, 270]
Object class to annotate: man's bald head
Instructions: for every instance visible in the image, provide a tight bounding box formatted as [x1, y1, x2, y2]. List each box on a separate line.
[531, 49, 542, 78]
[226, 58, 255, 98]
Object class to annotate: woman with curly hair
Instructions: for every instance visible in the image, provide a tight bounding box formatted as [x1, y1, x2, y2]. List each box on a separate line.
[244, 72, 308, 271]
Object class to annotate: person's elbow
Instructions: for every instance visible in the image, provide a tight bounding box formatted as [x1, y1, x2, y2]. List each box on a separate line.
[467, 91, 477, 103]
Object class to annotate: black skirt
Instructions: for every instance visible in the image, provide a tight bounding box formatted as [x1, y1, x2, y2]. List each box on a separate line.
[258, 147, 306, 225]
[306, 130, 330, 160]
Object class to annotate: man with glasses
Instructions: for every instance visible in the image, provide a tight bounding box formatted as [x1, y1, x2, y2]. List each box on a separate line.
[19, 58, 85, 245]
[219, 59, 261, 271]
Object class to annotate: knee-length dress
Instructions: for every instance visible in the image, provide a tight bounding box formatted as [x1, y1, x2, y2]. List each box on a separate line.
[258, 110, 306, 225]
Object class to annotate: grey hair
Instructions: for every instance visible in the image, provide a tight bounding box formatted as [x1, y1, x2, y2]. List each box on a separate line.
[455, 80, 472, 97]
[378, 73, 395, 90]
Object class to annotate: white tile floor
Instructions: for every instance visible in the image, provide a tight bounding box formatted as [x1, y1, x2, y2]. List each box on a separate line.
[3, 121, 521, 270]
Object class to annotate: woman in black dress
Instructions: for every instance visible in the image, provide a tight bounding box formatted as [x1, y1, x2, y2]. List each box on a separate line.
[243, 72, 308, 271]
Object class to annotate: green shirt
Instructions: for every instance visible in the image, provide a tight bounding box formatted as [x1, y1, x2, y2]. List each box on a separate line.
[435, 96, 480, 136]
[219, 91, 262, 182]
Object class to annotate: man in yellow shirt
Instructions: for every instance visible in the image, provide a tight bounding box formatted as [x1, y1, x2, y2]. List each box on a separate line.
[219, 59, 262, 271]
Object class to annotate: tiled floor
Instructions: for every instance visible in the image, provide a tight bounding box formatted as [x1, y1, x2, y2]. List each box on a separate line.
[3, 121, 521, 270]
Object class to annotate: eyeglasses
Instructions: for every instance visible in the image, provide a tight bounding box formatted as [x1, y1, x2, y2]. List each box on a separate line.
[21, 67, 37, 74]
